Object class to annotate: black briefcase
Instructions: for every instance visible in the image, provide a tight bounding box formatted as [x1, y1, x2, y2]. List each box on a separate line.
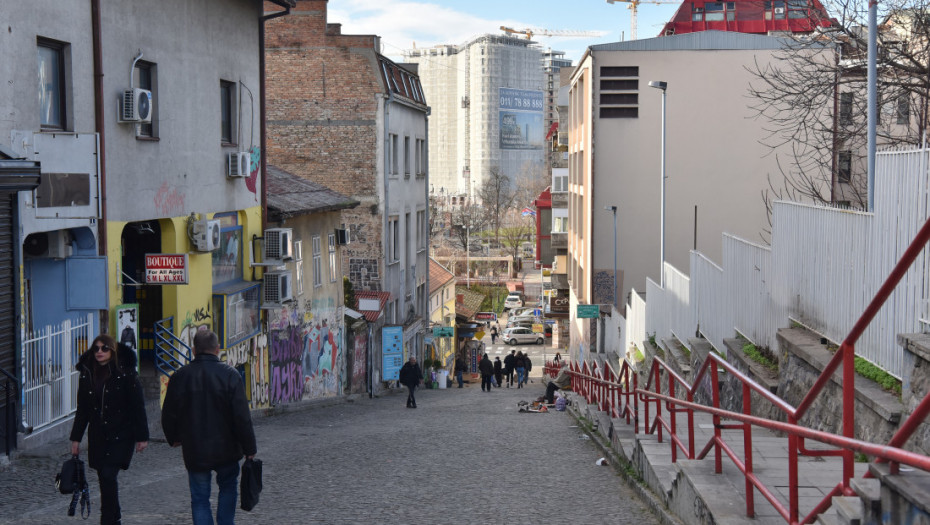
[240, 458, 263, 511]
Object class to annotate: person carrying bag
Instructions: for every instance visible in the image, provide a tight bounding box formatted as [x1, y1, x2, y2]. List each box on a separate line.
[240, 457, 263, 511]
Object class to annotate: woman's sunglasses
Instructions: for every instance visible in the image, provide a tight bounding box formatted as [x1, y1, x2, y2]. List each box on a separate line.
[94, 344, 111, 353]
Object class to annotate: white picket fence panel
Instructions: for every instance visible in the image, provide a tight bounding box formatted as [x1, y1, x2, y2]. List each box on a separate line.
[22, 314, 94, 432]
[633, 146, 930, 378]
[691, 251, 728, 355]
[627, 288, 647, 353]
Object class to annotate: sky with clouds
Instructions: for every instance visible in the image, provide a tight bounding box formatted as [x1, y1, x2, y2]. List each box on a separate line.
[327, 0, 683, 63]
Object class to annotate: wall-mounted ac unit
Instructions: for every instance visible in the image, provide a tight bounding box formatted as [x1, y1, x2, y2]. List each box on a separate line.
[24, 230, 72, 258]
[263, 270, 294, 305]
[774, 7, 785, 13]
[192, 219, 221, 252]
[335, 228, 350, 245]
[264, 228, 293, 262]
[118, 88, 153, 123]
[227, 152, 250, 178]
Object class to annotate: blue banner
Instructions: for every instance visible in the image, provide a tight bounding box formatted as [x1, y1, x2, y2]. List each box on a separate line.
[382, 325, 404, 381]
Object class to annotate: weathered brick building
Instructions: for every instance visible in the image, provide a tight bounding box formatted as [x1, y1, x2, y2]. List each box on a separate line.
[265, 0, 430, 387]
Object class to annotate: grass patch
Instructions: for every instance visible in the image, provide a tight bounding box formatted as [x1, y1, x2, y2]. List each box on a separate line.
[742, 342, 779, 372]
[855, 452, 869, 463]
[855, 356, 902, 395]
[678, 342, 691, 359]
[632, 347, 645, 363]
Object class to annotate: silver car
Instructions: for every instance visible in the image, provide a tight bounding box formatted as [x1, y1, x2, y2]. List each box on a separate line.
[502, 326, 544, 345]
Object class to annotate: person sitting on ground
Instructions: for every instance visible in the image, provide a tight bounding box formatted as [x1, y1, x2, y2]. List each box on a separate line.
[544, 366, 572, 404]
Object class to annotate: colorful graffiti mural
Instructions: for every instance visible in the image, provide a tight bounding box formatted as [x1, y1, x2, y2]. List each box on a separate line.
[267, 298, 344, 404]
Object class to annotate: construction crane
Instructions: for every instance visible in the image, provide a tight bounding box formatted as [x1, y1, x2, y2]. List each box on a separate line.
[499, 26, 606, 40]
[606, 0, 681, 41]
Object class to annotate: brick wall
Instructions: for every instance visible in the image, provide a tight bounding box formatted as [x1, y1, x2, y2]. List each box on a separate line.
[265, 0, 385, 291]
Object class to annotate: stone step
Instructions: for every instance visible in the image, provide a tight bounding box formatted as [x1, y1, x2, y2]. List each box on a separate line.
[832, 496, 863, 525]
[850, 477, 881, 524]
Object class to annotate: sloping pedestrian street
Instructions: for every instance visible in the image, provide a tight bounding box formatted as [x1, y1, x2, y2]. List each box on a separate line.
[0, 376, 659, 524]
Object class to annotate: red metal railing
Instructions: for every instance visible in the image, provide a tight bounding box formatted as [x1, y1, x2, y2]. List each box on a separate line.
[564, 215, 930, 524]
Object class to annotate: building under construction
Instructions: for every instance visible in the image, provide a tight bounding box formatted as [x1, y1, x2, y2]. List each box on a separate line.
[404, 34, 546, 200]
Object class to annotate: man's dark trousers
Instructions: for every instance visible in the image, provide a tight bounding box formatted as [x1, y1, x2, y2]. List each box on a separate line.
[406, 385, 417, 408]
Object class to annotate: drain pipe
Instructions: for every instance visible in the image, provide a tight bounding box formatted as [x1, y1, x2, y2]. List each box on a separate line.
[91, 0, 109, 330]
[260, 1, 292, 231]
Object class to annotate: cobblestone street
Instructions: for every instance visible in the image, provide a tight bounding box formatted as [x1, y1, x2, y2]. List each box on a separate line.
[0, 373, 659, 524]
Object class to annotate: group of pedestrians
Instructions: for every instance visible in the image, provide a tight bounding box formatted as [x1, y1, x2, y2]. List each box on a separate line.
[502, 349, 532, 388]
[69, 330, 256, 525]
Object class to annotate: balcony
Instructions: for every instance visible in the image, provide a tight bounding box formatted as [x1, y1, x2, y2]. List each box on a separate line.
[550, 232, 567, 250]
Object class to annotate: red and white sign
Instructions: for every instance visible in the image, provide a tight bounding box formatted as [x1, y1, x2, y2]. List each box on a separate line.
[145, 254, 189, 284]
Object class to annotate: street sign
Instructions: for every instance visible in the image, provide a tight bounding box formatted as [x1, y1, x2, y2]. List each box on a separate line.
[532, 323, 544, 333]
[577, 304, 600, 318]
[533, 308, 542, 317]
[432, 326, 454, 338]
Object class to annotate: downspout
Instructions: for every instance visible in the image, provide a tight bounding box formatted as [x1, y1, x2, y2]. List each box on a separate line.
[384, 90, 392, 320]
[260, 2, 292, 232]
[91, 0, 109, 330]
[424, 105, 430, 363]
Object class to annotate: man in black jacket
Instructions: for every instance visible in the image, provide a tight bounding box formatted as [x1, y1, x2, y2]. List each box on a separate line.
[398, 356, 423, 408]
[503, 350, 516, 387]
[162, 330, 256, 525]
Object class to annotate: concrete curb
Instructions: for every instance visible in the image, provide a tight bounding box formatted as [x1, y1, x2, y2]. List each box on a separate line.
[565, 394, 685, 525]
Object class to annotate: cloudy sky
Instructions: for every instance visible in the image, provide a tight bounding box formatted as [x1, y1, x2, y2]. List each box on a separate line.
[327, 0, 683, 63]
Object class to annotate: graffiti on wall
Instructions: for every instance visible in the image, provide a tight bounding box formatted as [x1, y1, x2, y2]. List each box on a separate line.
[217, 333, 270, 409]
[245, 146, 260, 195]
[179, 303, 212, 350]
[154, 180, 185, 217]
[267, 297, 344, 404]
[347, 329, 367, 395]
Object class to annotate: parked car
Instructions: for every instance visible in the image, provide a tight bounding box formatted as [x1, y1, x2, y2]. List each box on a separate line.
[507, 314, 537, 326]
[503, 294, 524, 310]
[509, 306, 537, 317]
[501, 326, 544, 345]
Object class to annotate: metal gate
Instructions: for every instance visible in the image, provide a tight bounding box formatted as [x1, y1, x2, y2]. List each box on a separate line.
[21, 314, 93, 432]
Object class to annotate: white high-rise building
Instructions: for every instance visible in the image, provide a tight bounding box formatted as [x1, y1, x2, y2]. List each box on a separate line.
[405, 34, 546, 199]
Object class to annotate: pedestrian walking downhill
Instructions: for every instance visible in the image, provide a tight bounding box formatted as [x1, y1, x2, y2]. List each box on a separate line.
[514, 351, 526, 389]
[399, 356, 423, 408]
[454, 355, 466, 388]
[162, 330, 257, 525]
[493, 357, 503, 388]
[523, 354, 532, 386]
[69, 335, 150, 525]
[479, 353, 494, 391]
[490, 324, 498, 344]
[504, 350, 516, 387]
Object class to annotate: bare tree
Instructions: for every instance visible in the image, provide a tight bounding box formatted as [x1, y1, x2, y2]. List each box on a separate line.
[748, 0, 930, 213]
[476, 167, 515, 247]
[499, 210, 536, 277]
[449, 203, 489, 252]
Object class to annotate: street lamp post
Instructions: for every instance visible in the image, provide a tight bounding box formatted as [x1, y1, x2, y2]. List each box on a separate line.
[648, 80, 667, 288]
[604, 205, 618, 308]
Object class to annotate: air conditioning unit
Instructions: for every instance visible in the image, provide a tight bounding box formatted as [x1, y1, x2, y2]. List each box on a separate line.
[24, 230, 72, 258]
[263, 270, 294, 305]
[119, 88, 153, 123]
[192, 219, 221, 252]
[335, 228, 350, 245]
[264, 228, 293, 262]
[227, 152, 250, 178]
[774, 7, 785, 13]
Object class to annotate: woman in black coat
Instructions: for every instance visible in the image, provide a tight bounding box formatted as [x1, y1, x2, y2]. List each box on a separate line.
[69, 334, 149, 525]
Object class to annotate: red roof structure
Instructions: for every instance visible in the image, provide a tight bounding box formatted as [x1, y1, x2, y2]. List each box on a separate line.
[355, 291, 391, 322]
[660, 0, 832, 36]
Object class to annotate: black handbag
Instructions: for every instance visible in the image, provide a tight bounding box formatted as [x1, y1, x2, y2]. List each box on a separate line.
[55, 456, 83, 495]
[240, 458, 263, 511]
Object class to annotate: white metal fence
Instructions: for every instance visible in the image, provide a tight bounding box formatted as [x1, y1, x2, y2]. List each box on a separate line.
[22, 314, 94, 432]
[630, 146, 930, 378]
[627, 289, 647, 352]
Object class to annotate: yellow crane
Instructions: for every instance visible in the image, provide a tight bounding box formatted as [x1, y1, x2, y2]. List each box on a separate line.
[499, 26, 606, 40]
[606, 0, 681, 41]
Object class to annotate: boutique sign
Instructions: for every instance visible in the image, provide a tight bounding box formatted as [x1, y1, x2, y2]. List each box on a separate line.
[145, 254, 189, 284]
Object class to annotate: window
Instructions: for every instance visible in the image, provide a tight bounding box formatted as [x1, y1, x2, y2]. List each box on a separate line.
[389, 217, 399, 262]
[404, 136, 410, 176]
[294, 240, 305, 295]
[220, 80, 236, 145]
[37, 38, 68, 130]
[415, 139, 425, 176]
[765, 0, 787, 19]
[212, 283, 261, 348]
[553, 216, 568, 233]
[405, 212, 411, 262]
[312, 235, 322, 287]
[390, 134, 399, 175]
[135, 61, 156, 138]
[328, 234, 337, 282]
[839, 92, 853, 125]
[416, 210, 426, 251]
[211, 213, 243, 285]
[897, 94, 910, 125]
[838, 151, 852, 183]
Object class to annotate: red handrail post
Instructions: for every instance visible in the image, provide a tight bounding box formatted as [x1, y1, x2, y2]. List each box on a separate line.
[670, 376, 678, 463]
[743, 382, 755, 518]
[711, 363, 722, 474]
[842, 342, 855, 489]
[788, 414, 799, 524]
